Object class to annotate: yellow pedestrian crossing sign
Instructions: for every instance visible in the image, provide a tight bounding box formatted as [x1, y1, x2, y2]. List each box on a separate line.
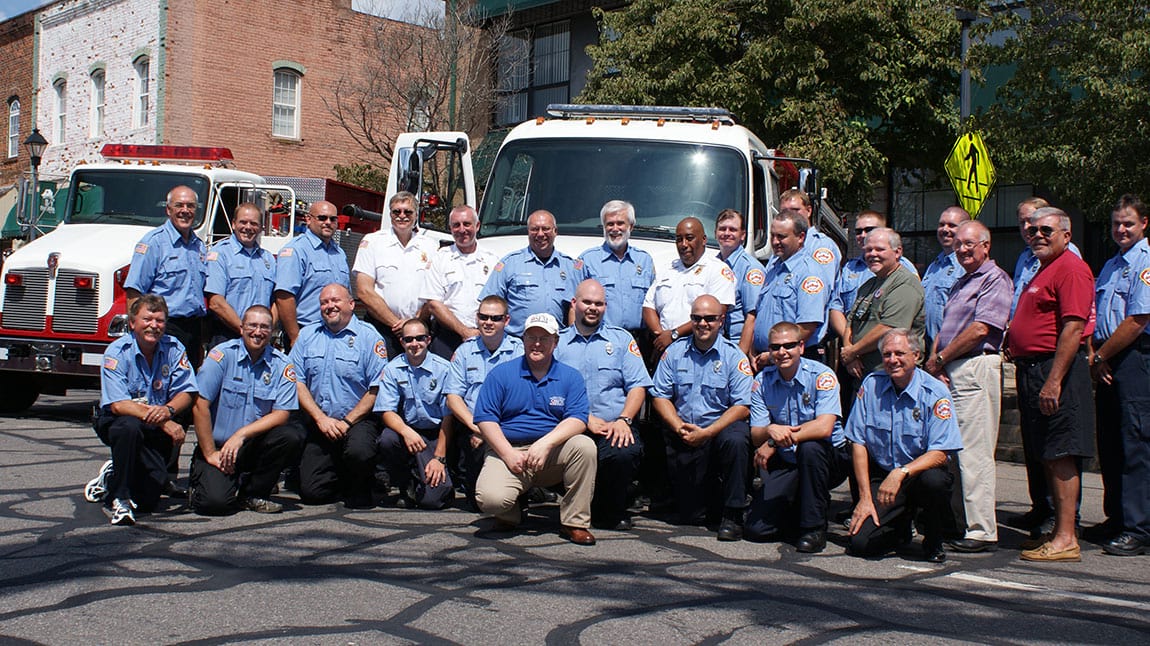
[945, 131, 996, 218]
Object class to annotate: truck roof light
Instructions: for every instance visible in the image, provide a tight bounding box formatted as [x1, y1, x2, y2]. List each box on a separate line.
[712, 120, 720, 130]
[535, 116, 545, 125]
[621, 118, 630, 125]
[99, 144, 235, 163]
[585, 117, 595, 124]
[4, 273, 22, 287]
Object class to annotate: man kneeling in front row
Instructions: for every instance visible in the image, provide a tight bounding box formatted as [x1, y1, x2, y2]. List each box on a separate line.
[472, 312, 598, 545]
[190, 305, 304, 514]
[846, 328, 963, 563]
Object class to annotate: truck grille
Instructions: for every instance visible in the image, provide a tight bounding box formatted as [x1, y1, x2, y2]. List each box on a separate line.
[3, 269, 48, 331]
[52, 270, 99, 334]
[2, 268, 99, 334]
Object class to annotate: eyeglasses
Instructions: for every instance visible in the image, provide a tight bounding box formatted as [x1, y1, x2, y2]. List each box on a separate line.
[170, 201, 197, 209]
[242, 323, 272, 332]
[401, 334, 430, 343]
[391, 208, 415, 216]
[954, 240, 985, 250]
[690, 314, 721, 323]
[524, 335, 553, 344]
[1026, 225, 1060, 238]
[477, 313, 507, 322]
[312, 214, 338, 222]
[854, 226, 877, 235]
[768, 341, 802, 351]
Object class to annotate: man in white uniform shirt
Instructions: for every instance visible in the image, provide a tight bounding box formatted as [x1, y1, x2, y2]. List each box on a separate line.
[422, 205, 500, 358]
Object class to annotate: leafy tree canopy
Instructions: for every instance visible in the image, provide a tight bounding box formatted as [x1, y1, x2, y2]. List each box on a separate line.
[580, 0, 963, 210]
[971, 2, 1150, 220]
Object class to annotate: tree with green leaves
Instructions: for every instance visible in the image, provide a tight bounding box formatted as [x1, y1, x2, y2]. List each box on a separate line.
[971, 2, 1150, 220]
[580, 0, 964, 210]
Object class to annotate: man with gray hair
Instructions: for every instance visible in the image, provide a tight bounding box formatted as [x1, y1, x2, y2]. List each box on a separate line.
[1009, 206, 1095, 562]
[422, 204, 501, 357]
[927, 220, 1012, 553]
[579, 200, 655, 339]
[845, 328, 962, 563]
[841, 228, 925, 403]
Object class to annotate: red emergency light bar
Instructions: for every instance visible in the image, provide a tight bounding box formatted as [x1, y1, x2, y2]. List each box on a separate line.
[100, 144, 235, 163]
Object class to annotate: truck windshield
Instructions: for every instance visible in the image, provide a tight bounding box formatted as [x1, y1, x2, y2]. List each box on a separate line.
[479, 139, 747, 242]
[65, 170, 209, 227]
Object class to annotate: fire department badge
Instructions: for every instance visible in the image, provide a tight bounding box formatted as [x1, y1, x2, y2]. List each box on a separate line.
[713, 360, 723, 373]
[161, 365, 170, 377]
[1141, 268, 1150, 287]
[746, 269, 765, 286]
[721, 266, 735, 281]
[263, 372, 272, 385]
[604, 342, 614, 355]
[374, 340, 387, 359]
[816, 372, 836, 391]
[801, 277, 825, 295]
[737, 358, 752, 376]
[178, 354, 190, 370]
[283, 363, 297, 383]
[628, 340, 641, 357]
[812, 248, 834, 264]
[933, 398, 953, 420]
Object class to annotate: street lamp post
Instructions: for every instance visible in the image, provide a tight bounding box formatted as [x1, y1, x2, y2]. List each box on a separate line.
[23, 128, 48, 241]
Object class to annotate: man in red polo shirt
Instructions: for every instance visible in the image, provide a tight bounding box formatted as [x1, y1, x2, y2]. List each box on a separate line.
[1008, 207, 1095, 562]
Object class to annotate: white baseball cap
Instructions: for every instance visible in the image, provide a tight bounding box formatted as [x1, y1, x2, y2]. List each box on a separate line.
[523, 312, 559, 335]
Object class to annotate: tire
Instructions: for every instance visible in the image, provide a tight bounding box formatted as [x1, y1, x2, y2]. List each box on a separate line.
[0, 373, 40, 413]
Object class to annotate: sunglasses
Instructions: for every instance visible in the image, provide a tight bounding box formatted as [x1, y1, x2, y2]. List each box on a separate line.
[1026, 225, 1059, 238]
[312, 214, 338, 222]
[477, 313, 507, 322]
[391, 208, 415, 216]
[769, 341, 802, 351]
[854, 226, 877, 235]
[690, 314, 721, 323]
[401, 334, 430, 343]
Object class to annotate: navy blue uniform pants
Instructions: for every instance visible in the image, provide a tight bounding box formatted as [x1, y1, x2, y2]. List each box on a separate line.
[93, 411, 174, 512]
[746, 440, 851, 540]
[188, 424, 305, 515]
[664, 419, 750, 523]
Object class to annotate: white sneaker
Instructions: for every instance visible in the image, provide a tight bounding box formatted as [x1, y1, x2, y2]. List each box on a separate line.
[109, 498, 136, 526]
[84, 460, 114, 503]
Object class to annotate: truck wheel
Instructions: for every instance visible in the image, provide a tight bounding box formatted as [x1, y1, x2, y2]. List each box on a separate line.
[0, 375, 40, 413]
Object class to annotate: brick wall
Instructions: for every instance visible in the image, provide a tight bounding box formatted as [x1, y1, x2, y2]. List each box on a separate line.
[0, 11, 36, 186]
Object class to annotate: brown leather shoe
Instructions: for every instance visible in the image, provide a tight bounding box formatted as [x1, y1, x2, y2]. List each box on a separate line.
[560, 525, 597, 546]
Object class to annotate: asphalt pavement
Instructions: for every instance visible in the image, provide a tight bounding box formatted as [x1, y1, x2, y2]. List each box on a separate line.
[1, 390, 1147, 645]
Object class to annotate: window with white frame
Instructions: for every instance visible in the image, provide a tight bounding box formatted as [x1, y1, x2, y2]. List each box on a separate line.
[7, 98, 19, 158]
[272, 69, 301, 138]
[90, 69, 105, 137]
[134, 57, 150, 128]
[54, 80, 67, 142]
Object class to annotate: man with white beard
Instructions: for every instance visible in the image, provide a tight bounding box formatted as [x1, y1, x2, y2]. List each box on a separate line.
[579, 201, 655, 346]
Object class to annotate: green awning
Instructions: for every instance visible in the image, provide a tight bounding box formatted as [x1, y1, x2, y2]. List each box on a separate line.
[472, 0, 560, 18]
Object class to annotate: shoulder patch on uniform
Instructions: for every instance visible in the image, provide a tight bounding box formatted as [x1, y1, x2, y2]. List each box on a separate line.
[283, 363, 297, 383]
[574, 259, 584, 270]
[737, 358, 753, 376]
[178, 352, 191, 370]
[720, 266, 735, 281]
[812, 247, 834, 264]
[815, 372, 837, 391]
[746, 268, 765, 286]
[659, 350, 669, 362]
[134, 243, 148, 255]
[933, 398, 953, 420]
[856, 386, 865, 400]
[278, 247, 294, 257]
[103, 356, 118, 370]
[205, 251, 219, 262]
[374, 339, 387, 359]
[801, 276, 825, 294]
[494, 261, 505, 272]
[1141, 268, 1150, 287]
[208, 348, 225, 362]
[751, 379, 760, 392]
[359, 238, 371, 248]
[628, 339, 641, 357]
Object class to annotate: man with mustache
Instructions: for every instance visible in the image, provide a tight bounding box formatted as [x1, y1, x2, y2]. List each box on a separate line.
[580, 200, 655, 350]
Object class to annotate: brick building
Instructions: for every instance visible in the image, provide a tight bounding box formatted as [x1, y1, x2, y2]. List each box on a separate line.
[0, 10, 36, 187]
[3, 0, 434, 181]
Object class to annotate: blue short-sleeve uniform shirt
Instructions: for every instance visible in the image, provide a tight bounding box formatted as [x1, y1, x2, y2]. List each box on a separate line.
[100, 333, 198, 410]
[1095, 237, 1150, 340]
[555, 325, 652, 420]
[651, 336, 753, 427]
[750, 358, 843, 460]
[124, 220, 208, 317]
[579, 243, 655, 331]
[205, 234, 277, 317]
[274, 229, 350, 328]
[288, 315, 387, 418]
[197, 339, 297, 444]
[373, 352, 453, 429]
[445, 334, 524, 410]
[478, 247, 586, 336]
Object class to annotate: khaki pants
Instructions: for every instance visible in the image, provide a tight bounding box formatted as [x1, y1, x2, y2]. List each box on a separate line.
[475, 434, 597, 528]
[947, 353, 1002, 542]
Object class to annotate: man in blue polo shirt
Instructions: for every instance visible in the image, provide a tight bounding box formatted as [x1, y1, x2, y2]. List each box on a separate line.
[189, 305, 302, 515]
[204, 203, 277, 345]
[473, 312, 595, 545]
[555, 279, 651, 530]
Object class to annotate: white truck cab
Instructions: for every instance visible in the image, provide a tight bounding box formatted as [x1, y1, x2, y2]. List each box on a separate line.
[390, 104, 845, 268]
[0, 144, 295, 411]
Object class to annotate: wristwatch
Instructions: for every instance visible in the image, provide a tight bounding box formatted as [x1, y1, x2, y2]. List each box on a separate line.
[766, 438, 777, 448]
[166, 405, 176, 417]
[434, 456, 447, 465]
[617, 416, 634, 425]
[1092, 353, 1105, 366]
[670, 329, 680, 341]
[899, 466, 911, 477]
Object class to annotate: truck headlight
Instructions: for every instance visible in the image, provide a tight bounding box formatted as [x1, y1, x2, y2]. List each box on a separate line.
[108, 314, 129, 337]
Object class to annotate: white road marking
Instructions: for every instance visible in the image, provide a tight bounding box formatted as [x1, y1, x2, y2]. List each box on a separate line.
[896, 566, 1145, 611]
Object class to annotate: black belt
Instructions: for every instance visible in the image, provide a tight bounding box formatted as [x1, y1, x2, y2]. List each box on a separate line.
[1096, 333, 1150, 353]
[1013, 346, 1086, 366]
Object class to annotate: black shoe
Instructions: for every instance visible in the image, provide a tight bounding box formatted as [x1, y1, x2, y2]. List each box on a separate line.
[947, 538, 998, 553]
[162, 480, 188, 499]
[1103, 532, 1150, 556]
[594, 517, 634, 531]
[1083, 518, 1123, 542]
[923, 539, 946, 563]
[796, 530, 827, 553]
[717, 517, 743, 542]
